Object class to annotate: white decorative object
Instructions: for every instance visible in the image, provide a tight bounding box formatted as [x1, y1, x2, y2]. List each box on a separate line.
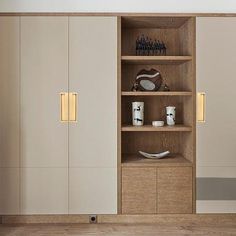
[139, 151, 170, 159]
[132, 102, 144, 126]
[166, 106, 176, 126]
[152, 120, 164, 127]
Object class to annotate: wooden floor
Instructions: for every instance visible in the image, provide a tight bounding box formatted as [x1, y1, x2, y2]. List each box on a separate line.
[0, 223, 236, 236]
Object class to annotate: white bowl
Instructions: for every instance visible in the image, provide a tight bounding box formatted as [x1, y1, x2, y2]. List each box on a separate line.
[152, 120, 164, 127]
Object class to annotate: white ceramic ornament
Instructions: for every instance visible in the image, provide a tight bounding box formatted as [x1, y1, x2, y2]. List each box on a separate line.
[166, 106, 176, 126]
[132, 102, 144, 126]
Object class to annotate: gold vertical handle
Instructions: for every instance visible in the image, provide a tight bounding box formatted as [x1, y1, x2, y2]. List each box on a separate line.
[60, 92, 69, 122]
[197, 92, 206, 122]
[69, 92, 77, 122]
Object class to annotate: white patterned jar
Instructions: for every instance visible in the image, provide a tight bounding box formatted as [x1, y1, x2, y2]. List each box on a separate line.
[166, 106, 176, 126]
[132, 102, 144, 126]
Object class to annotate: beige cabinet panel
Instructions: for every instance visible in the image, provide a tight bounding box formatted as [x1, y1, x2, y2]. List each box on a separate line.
[122, 167, 157, 214]
[21, 17, 68, 167]
[69, 168, 117, 214]
[20, 168, 68, 214]
[197, 18, 236, 169]
[0, 168, 20, 214]
[0, 17, 20, 167]
[157, 167, 192, 213]
[69, 17, 117, 168]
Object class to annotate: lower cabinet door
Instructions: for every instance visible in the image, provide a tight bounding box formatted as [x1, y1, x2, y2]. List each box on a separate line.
[157, 167, 193, 213]
[69, 168, 117, 214]
[122, 167, 157, 214]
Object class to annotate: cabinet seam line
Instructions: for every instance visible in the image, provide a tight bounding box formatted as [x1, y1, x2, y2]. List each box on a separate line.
[19, 16, 21, 215]
[67, 16, 70, 215]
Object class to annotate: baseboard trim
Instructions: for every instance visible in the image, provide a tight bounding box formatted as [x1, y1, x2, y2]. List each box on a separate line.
[1, 214, 236, 225]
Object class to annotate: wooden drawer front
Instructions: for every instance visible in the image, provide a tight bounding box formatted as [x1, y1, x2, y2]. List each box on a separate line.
[157, 167, 193, 213]
[122, 167, 157, 214]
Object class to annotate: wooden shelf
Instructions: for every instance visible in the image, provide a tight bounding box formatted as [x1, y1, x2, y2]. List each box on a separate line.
[121, 91, 192, 96]
[122, 153, 192, 167]
[121, 125, 192, 132]
[122, 17, 190, 29]
[121, 56, 192, 65]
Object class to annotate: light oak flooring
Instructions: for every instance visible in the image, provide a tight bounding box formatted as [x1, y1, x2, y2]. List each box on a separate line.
[0, 224, 236, 236]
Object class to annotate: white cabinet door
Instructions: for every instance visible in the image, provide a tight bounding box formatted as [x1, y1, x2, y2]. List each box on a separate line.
[20, 17, 69, 214]
[0, 16, 20, 214]
[69, 17, 117, 214]
[21, 16, 68, 168]
[197, 17, 236, 213]
[69, 168, 117, 214]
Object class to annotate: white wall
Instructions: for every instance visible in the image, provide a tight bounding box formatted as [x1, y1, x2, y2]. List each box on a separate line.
[0, 0, 236, 13]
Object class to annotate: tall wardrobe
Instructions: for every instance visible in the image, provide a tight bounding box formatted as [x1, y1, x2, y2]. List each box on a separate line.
[1, 15, 236, 217]
[0, 16, 117, 214]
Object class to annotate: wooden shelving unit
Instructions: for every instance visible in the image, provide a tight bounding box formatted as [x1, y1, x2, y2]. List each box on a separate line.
[122, 153, 192, 167]
[121, 55, 192, 65]
[121, 125, 192, 132]
[118, 16, 196, 214]
[121, 91, 192, 96]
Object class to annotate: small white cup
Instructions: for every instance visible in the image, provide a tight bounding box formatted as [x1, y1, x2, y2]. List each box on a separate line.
[166, 106, 176, 126]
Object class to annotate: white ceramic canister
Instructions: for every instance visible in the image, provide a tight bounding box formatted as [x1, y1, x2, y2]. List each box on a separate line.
[132, 102, 144, 126]
[166, 106, 176, 126]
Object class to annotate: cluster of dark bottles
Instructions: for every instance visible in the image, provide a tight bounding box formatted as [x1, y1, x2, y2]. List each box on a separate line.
[136, 35, 167, 56]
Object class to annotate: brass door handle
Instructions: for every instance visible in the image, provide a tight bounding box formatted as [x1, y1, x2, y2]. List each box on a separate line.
[60, 92, 78, 122]
[69, 92, 78, 122]
[197, 92, 206, 122]
[60, 92, 69, 122]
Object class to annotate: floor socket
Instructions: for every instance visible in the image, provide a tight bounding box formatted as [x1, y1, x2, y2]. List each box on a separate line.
[89, 215, 97, 223]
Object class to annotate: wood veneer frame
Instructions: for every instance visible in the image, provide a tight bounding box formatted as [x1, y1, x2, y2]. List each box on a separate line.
[1, 214, 236, 224]
[117, 16, 122, 214]
[119, 16, 196, 214]
[0, 13, 236, 17]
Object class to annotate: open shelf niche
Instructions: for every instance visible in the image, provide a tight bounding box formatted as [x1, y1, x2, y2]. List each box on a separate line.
[118, 16, 196, 214]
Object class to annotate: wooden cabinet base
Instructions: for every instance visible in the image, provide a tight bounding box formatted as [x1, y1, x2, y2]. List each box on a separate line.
[1, 214, 236, 225]
[157, 167, 193, 213]
[121, 167, 193, 214]
[122, 168, 157, 214]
